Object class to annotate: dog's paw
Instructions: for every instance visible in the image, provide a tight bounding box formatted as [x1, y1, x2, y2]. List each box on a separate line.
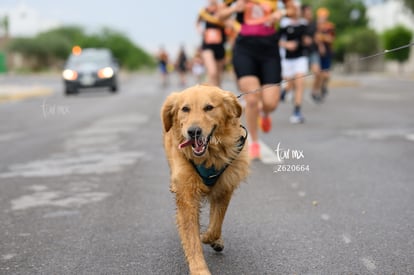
[210, 238, 224, 252]
[201, 233, 224, 252]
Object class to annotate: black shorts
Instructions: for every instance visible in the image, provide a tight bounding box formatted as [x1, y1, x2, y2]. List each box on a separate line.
[232, 34, 282, 85]
[202, 44, 225, 60]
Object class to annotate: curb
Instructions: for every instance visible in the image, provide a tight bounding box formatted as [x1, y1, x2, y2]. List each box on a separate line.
[0, 87, 54, 103]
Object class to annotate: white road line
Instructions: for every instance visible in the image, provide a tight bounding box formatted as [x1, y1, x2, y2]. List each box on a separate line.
[298, 191, 306, 197]
[258, 140, 283, 164]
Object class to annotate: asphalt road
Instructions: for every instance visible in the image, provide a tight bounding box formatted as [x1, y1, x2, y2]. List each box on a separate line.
[0, 72, 413, 274]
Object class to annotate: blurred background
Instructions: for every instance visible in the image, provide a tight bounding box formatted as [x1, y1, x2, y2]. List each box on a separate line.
[0, 0, 413, 75]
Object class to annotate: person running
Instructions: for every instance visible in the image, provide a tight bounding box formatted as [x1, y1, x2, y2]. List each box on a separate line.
[191, 47, 205, 83]
[315, 7, 335, 99]
[157, 46, 169, 87]
[219, 0, 293, 159]
[279, 2, 308, 124]
[301, 4, 322, 103]
[196, 0, 227, 87]
[175, 45, 188, 86]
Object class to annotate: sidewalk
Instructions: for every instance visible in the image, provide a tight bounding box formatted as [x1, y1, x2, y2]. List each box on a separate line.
[0, 85, 54, 103]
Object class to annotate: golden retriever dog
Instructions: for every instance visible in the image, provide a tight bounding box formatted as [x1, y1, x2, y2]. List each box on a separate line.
[161, 84, 249, 275]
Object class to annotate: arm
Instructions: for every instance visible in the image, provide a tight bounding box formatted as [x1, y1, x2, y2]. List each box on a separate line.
[217, 0, 245, 21]
[196, 16, 203, 35]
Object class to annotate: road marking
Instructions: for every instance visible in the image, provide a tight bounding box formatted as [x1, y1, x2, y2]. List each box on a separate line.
[258, 140, 283, 164]
[247, 138, 283, 164]
[298, 191, 306, 197]
[0, 151, 144, 178]
[11, 184, 110, 211]
[361, 257, 376, 272]
[0, 113, 148, 178]
[344, 128, 414, 141]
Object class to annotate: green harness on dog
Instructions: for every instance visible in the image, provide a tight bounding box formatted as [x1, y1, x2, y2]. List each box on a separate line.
[190, 125, 248, 187]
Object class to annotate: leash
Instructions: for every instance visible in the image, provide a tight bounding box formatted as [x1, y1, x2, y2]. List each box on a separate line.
[236, 42, 414, 99]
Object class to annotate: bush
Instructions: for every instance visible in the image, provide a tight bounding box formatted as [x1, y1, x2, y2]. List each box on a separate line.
[7, 26, 155, 71]
[334, 27, 380, 62]
[382, 25, 413, 64]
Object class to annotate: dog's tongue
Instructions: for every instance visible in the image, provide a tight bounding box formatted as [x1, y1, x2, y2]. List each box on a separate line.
[178, 139, 193, 149]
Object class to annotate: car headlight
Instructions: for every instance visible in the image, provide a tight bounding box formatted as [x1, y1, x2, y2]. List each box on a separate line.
[97, 67, 114, 79]
[62, 69, 78, 81]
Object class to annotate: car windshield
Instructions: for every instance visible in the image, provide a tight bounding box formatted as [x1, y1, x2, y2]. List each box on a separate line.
[67, 50, 111, 67]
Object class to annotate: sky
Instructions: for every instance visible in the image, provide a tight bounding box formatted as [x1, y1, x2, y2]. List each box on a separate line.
[0, 0, 207, 57]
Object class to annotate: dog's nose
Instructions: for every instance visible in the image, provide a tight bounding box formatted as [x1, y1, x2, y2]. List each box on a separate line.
[187, 126, 202, 139]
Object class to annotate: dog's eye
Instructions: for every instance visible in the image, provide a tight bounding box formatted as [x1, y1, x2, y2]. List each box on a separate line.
[204, 104, 214, 112]
[181, 106, 190, 113]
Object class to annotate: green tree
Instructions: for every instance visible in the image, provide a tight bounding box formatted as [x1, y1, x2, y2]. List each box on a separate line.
[402, 0, 414, 14]
[382, 25, 413, 71]
[302, 0, 371, 62]
[303, 0, 368, 34]
[8, 26, 155, 71]
[334, 27, 380, 62]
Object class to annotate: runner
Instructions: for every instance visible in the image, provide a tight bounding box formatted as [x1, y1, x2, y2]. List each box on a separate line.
[157, 46, 169, 87]
[191, 47, 205, 83]
[315, 7, 335, 99]
[196, 0, 227, 86]
[219, 0, 294, 159]
[175, 45, 188, 86]
[279, 2, 308, 123]
[301, 4, 322, 103]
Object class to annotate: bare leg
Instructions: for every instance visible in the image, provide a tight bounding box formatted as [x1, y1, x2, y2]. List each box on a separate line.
[311, 63, 321, 95]
[313, 70, 323, 96]
[215, 59, 225, 87]
[294, 74, 305, 107]
[262, 85, 280, 115]
[202, 50, 220, 86]
[238, 76, 261, 142]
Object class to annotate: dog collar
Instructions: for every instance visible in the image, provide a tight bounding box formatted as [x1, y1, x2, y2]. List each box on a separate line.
[190, 125, 248, 187]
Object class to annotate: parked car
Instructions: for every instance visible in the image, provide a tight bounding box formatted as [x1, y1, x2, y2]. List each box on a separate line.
[62, 47, 119, 95]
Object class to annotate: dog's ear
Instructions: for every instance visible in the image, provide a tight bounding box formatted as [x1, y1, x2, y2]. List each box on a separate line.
[223, 91, 242, 118]
[161, 92, 179, 132]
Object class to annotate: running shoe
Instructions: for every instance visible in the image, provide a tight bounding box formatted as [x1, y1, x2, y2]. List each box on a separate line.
[290, 112, 305, 124]
[312, 94, 323, 104]
[249, 142, 261, 160]
[259, 115, 272, 133]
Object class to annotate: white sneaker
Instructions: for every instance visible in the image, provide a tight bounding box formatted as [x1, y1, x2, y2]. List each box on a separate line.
[290, 113, 305, 124]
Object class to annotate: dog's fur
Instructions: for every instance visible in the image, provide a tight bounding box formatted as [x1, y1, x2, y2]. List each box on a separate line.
[161, 85, 249, 275]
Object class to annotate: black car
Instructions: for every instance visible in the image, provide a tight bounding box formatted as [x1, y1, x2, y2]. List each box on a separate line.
[62, 48, 119, 95]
